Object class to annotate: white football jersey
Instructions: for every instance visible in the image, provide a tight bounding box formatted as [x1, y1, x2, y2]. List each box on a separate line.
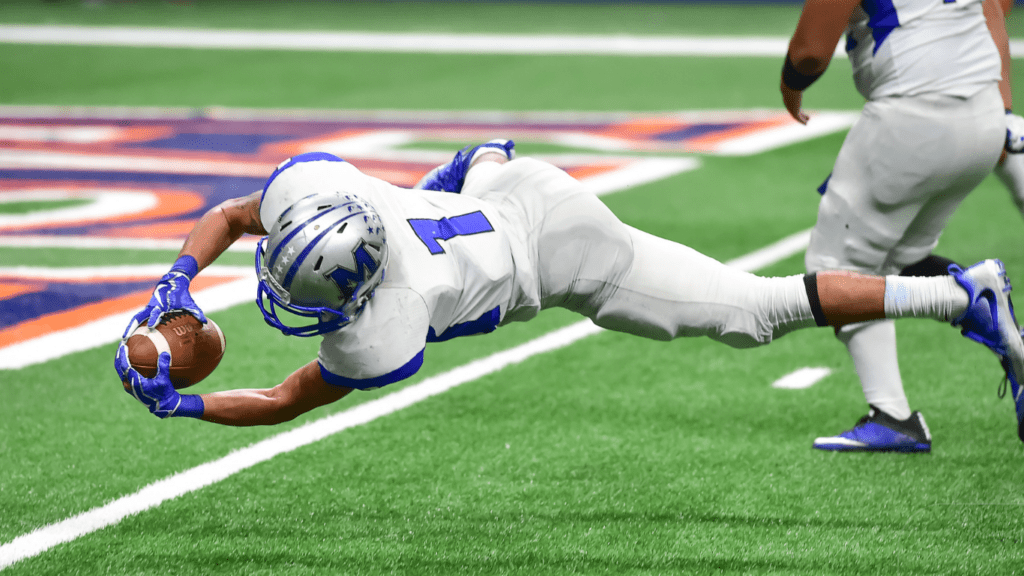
[846, 0, 1001, 100]
[260, 159, 526, 389]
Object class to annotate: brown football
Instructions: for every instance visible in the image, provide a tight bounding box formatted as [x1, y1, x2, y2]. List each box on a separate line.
[126, 310, 226, 389]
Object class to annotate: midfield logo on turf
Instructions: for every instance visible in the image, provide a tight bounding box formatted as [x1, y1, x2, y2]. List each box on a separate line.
[0, 106, 857, 367]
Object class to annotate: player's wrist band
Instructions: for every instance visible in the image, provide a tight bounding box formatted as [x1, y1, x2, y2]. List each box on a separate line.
[174, 394, 205, 418]
[170, 255, 199, 279]
[781, 54, 822, 92]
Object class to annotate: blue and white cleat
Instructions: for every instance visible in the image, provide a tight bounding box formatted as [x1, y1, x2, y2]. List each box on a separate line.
[949, 259, 1024, 442]
[813, 407, 932, 452]
[1007, 327, 1024, 440]
[414, 139, 515, 193]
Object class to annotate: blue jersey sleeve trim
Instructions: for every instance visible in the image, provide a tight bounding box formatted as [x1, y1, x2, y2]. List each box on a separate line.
[318, 349, 424, 390]
[259, 151, 346, 205]
[861, 0, 900, 55]
[427, 306, 501, 342]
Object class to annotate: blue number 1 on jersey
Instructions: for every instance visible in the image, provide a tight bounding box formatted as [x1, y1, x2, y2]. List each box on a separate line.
[407, 211, 495, 254]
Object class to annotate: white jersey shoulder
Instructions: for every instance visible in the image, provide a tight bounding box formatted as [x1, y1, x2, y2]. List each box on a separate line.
[269, 160, 519, 388]
[846, 0, 1000, 100]
[318, 286, 430, 389]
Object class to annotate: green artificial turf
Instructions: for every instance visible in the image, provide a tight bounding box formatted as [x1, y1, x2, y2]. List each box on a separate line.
[0, 43, 865, 112]
[2, 2, 1023, 575]
[0, 0, 807, 36]
[0, 199, 89, 214]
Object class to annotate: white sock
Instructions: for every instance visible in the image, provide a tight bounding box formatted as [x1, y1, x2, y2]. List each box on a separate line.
[837, 320, 912, 420]
[883, 276, 970, 322]
[995, 154, 1024, 218]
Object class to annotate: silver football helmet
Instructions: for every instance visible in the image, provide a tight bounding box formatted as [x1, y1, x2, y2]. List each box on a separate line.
[256, 193, 388, 336]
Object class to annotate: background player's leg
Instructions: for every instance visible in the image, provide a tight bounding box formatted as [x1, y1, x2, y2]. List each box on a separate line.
[900, 255, 960, 277]
[804, 108, 918, 432]
[806, 87, 1003, 451]
[837, 321, 908, 419]
[995, 153, 1024, 220]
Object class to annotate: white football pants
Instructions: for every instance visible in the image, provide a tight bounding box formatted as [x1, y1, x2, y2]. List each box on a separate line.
[465, 157, 817, 348]
[806, 84, 1004, 275]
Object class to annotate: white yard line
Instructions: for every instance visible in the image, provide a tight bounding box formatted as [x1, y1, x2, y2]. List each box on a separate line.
[0, 228, 811, 571]
[712, 112, 861, 156]
[2, 25, 1021, 59]
[586, 158, 700, 196]
[771, 367, 832, 390]
[0, 26, 814, 56]
[724, 228, 810, 273]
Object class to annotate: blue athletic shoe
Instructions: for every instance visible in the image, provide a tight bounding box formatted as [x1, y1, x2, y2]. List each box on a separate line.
[949, 259, 1024, 442]
[414, 139, 515, 193]
[813, 406, 932, 452]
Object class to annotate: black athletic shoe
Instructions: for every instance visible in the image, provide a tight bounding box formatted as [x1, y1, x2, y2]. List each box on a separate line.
[813, 406, 932, 453]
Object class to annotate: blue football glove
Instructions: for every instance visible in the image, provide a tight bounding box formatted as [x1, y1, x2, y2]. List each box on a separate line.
[123, 255, 206, 338]
[115, 344, 203, 419]
[414, 139, 515, 193]
[1006, 111, 1024, 154]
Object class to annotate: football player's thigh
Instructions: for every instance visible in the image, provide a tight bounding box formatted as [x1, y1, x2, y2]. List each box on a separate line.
[806, 106, 909, 273]
[534, 192, 633, 311]
[885, 95, 1003, 268]
[463, 157, 575, 203]
[808, 99, 967, 274]
[887, 161, 996, 269]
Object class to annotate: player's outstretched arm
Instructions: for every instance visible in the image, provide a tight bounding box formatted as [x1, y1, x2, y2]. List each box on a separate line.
[198, 360, 353, 426]
[117, 349, 353, 425]
[984, 0, 1012, 112]
[781, 0, 860, 124]
[178, 190, 267, 272]
[123, 191, 267, 336]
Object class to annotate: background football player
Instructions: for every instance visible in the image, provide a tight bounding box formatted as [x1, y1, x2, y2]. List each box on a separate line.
[780, 0, 1022, 452]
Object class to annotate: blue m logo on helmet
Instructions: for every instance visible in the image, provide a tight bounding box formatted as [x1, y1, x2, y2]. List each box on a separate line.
[325, 241, 383, 302]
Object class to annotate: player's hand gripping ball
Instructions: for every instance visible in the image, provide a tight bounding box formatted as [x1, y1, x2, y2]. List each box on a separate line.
[123, 310, 226, 389]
